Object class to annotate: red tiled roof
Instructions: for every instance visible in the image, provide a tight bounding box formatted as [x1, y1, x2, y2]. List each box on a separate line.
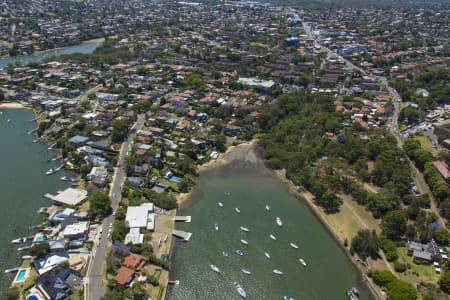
[433, 161, 450, 180]
[116, 266, 135, 286]
[123, 253, 144, 269]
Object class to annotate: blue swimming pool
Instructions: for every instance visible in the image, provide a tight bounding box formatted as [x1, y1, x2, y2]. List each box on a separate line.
[16, 269, 27, 282]
[27, 295, 39, 300]
[169, 176, 182, 183]
[35, 236, 47, 242]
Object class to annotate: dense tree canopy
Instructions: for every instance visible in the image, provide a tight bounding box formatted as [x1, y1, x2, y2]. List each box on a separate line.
[350, 229, 380, 259]
[88, 190, 111, 218]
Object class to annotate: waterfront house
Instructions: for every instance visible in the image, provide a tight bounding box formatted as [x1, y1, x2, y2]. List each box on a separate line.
[35, 266, 81, 300]
[45, 188, 88, 206]
[69, 135, 90, 145]
[125, 203, 155, 231]
[61, 221, 89, 241]
[123, 253, 146, 271]
[34, 252, 70, 275]
[48, 239, 69, 253]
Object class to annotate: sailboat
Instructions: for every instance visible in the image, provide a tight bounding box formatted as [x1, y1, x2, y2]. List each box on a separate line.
[234, 282, 247, 298]
[276, 217, 283, 227]
[240, 226, 249, 232]
[210, 264, 220, 273]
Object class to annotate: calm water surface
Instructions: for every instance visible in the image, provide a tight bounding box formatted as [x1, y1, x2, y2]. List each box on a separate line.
[0, 109, 70, 297]
[169, 159, 371, 300]
[0, 42, 100, 68]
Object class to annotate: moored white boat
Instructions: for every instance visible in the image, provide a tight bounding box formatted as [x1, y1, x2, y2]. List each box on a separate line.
[46, 167, 55, 175]
[283, 296, 295, 300]
[290, 243, 299, 249]
[273, 269, 283, 275]
[214, 223, 219, 231]
[299, 258, 307, 267]
[276, 217, 282, 227]
[234, 207, 241, 213]
[236, 249, 244, 256]
[223, 251, 228, 257]
[210, 264, 220, 273]
[7, 119, 11, 123]
[269, 234, 277, 240]
[266, 205, 270, 211]
[60, 176, 71, 181]
[240, 226, 249, 232]
[234, 282, 247, 298]
[240, 239, 248, 245]
[11, 237, 27, 244]
[241, 268, 251, 275]
[218, 202, 223, 207]
[264, 252, 271, 259]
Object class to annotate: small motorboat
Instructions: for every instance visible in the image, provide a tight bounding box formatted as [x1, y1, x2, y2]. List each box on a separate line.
[235, 207, 241, 214]
[236, 249, 244, 256]
[225, 191, 231, 196]
[218, 202, 223, 207]
[223, 251, 228, 257]
[346, 287, 360, 300]
[241, 268, 251, 275]
[283, 296, 295, 300]
[60, 176, 71, 181]
[264, 252, 271, 259]
[234, 282, 247, 298]
[240, 239, 248, 245]
[299, 258, 307, 267]
[33, 138, 39, 143]
[214, 223, 219, 231]
[266, 205, 270, 211]
[11, 237, 27, 244]
[276, 217, 283, 227]
[46, 167, 55, 175]
[240, 226, 249, 232]
[7, 119, 11, 123]
[273, 269, 283, 276]
[269, 234, 277, 241]
[210, 264, 220, 273]
[290, 243, 299, 249]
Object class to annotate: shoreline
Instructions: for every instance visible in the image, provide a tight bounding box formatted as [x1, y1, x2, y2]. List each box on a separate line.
[173, 139, 381, 300]
[0, 102, 28, 109]
[0, 37, 105, 60]
[175, 140, 258, 206]
[273, 169, 383, 300]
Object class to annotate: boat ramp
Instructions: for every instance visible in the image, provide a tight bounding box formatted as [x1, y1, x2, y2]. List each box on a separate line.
[172, 230, 192, 242]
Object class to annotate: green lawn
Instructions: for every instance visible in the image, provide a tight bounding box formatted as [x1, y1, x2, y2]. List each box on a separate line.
[413, 134, 439, 157]
[397, 248, 440, 283]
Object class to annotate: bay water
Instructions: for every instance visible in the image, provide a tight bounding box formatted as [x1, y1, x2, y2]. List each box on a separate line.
[169, 154, 371, 300]
[0, 108, 70, 297]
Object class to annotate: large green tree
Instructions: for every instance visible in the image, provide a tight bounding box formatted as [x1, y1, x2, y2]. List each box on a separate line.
[89, 190, 111, 218]
[111, 119, 129, 143]
[381, 210, 407, 240]
[350, 229, 380, 259]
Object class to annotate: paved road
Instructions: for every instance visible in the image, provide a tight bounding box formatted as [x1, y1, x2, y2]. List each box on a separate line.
[88, 114, 145, 300]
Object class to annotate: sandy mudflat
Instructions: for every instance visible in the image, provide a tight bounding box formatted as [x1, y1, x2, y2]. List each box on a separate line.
[0, 102, 26, 109]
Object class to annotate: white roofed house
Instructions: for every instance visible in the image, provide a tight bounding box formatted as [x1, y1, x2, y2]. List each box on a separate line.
[61, 221, 89, 241]
[124, 203, 155, 245]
